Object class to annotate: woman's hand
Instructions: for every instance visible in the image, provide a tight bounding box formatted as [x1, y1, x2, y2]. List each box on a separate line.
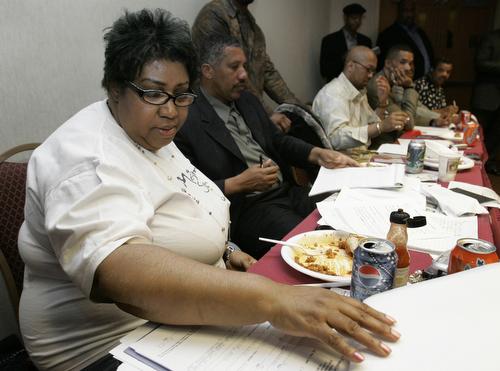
[269, 285, 400, 363]
[226, 251, 257, 272]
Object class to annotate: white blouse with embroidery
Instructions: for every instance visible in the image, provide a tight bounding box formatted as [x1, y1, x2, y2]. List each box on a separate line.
[18, 100, 230, 370]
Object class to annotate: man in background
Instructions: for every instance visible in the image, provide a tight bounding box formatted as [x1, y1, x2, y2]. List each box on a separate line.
[320, 3, 372, 83]
[175, 35, 358, 258]
[192, 0, 305, 132]
[415, 57, 459, 127]
[313, 46, 408, 151]
[367, 44, 417, 148]
[376, 0, 434, 80]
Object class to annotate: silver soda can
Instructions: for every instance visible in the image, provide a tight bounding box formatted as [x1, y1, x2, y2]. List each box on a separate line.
[350, 238, 397, 301]
[405, 139, 426, 174]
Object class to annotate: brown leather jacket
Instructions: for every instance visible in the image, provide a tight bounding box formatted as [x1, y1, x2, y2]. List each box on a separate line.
[192, 0, 303, 114]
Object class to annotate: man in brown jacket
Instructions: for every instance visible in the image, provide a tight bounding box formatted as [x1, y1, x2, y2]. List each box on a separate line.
[192, 0, 305, 132]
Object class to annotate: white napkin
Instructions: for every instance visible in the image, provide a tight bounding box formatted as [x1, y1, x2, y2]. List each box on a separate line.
[424, 140, 460, 163]
[421, 183, 488, 217]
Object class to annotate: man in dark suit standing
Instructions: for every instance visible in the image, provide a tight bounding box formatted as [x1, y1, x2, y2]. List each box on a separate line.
[320, 3, 372, 83]
[175, 35, 358, 258]
[376, 0, 434, 80]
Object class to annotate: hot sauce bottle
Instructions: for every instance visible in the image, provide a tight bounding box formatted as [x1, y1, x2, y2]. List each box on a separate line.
[387, 209, 426, 288]
[387, 209, 410, 288]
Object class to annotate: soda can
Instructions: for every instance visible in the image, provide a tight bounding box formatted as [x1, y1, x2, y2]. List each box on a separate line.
[463, 121, 479, 146]
[459, 110, 471, 131]
[448, 238, 499, 274]
[350, 238, 397, 301]
[405, 140, 426, 174]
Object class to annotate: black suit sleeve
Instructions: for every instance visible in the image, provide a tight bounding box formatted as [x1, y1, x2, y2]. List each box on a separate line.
[320, 36, 333, 81]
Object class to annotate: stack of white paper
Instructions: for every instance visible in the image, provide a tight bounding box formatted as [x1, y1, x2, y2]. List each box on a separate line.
[316, 185, 478, 255]
[309, 164, 405, 196]
[111, 322, 349, 371]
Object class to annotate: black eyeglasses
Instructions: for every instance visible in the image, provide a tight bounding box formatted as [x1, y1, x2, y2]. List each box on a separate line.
[353, 60, 376, 74]
[126, 81, 197, 107]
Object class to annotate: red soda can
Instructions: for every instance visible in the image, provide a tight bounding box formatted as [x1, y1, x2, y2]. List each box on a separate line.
[459, 110, 471, 131]
[448, 238, 499, 274]
[463, 121, 479, 146]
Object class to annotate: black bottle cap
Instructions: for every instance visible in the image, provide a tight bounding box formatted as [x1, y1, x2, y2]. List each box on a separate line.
[390, 208, 410, 224]
[407, 216, 427, 228]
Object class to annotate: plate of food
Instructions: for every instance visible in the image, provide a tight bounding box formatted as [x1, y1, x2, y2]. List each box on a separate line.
[280, 230, 363, 283]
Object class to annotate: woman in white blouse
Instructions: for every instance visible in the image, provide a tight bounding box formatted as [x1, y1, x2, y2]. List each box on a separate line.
[18, 8, 399, 370]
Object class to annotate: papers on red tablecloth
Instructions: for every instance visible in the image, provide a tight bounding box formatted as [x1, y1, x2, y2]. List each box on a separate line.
[111, 322, 349, 371]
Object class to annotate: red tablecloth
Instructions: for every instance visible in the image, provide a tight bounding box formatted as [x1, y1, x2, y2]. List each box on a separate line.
[249, 131, 498, 284]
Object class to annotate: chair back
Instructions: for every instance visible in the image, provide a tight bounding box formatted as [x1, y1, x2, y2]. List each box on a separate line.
[0, 143, 39, 314]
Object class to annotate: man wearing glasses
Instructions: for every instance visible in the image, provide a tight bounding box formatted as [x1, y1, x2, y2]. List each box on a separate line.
[313, 46, 408, 150]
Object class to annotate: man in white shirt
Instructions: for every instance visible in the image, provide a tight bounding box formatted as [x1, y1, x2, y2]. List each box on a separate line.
[313, 46, 408, 150]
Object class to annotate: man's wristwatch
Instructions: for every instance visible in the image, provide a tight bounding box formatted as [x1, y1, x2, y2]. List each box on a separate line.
[223, 241, 241, 262]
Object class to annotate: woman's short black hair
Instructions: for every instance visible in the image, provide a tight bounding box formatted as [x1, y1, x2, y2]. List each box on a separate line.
[101, 8, 198, 92]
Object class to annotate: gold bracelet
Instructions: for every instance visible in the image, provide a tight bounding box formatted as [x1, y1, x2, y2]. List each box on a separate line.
[376, 122, 382, 135]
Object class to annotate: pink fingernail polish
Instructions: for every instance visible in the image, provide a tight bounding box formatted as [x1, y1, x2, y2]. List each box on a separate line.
[391, 328, 401, 338]
[385, 314, 397, 323]
[380, 342, 392, 355]
[353, 352, 365, 362]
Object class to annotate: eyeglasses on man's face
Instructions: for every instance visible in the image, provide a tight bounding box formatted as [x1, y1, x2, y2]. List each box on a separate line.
[126, 81, 197, 107]
[352, 60, 377, 74]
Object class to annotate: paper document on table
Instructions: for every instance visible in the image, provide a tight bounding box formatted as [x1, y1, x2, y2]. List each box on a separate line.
[316, 187, 477, 254]
[448, 181, 500, 208]
[377, 143, 408, 155]
[407, 213, 477, 254]
[111, 322, 349, 371]
[309, 164, 405, 196]
[421, 183, 488, 216]
[317, 187, 426, 237]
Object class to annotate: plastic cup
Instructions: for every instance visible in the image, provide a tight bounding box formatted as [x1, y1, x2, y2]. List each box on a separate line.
[438, 154, 461, 182]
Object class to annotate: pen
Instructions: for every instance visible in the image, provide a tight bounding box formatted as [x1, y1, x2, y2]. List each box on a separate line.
[259, 154, 263, 168]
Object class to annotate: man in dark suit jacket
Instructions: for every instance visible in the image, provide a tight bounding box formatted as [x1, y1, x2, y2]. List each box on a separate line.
[320, 3, 372, 83]
[376, 0, 434, 80]
[175, 35, 357, 258]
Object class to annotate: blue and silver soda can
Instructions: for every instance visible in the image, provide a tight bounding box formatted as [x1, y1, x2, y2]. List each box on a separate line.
[405, 139, 426, 174]
[350, 238, 397, 301]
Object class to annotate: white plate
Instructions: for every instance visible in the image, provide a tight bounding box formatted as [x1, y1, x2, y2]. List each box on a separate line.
[424, 155, 474, 171]
[280, 230, 352, 283]
[416, 126, 464, 143]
